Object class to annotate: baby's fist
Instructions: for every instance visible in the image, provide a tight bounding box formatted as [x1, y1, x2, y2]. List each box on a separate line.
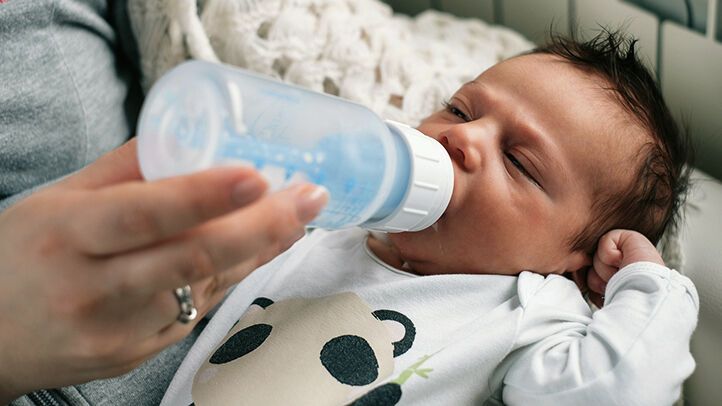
[587, 229, 664, 306]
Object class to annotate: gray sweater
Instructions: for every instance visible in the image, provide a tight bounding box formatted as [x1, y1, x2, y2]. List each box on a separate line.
[0, 0, 135, 209]
[2, 1, 200, 404]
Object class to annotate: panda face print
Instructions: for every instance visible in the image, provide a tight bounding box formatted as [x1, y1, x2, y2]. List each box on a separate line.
[320, 334, 380, 386]
[208, 323, 272, 364]
[192, 293, 415, 406]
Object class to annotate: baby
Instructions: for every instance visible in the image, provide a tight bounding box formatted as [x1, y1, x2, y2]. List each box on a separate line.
[161, 32, 697, 406]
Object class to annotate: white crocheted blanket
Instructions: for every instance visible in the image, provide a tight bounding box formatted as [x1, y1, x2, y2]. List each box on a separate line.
[127, 0, 533, 126]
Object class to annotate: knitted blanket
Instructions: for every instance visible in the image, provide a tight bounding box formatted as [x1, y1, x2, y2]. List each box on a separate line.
[127, 0, 533, 126]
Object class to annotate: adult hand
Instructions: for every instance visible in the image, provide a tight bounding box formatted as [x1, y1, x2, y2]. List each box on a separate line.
[582, 229, 664, 307]
[0, 139, 327, 401]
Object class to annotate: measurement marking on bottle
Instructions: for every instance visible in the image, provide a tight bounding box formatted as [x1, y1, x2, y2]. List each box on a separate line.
[414, 181, 439, 190]
[402, 208, 428, 216]
[382, 226, 406, 232]
[415, 153, 440, 163]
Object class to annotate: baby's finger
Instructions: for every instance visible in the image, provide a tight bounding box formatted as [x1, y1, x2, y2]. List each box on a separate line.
[570, 267, 589, 293]
[113, 183, 327, 292]
[586, 267, 608, 295]
[68, 166, 267, 255]
[592, 248, 619, 284]
[588, 291, 605, 308]
[597, 230, 624, 269]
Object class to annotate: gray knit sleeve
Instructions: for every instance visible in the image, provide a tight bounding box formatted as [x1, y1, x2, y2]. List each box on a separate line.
[0, 0, 141, 211]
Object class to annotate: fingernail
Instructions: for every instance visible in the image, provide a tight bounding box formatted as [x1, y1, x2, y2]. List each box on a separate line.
[293, 184, 329, 223]
[231, 175, 267, 206]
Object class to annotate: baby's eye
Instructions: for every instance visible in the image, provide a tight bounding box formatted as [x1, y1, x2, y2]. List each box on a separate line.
[505, 152, 541, 189]
[442, 100, 470, 122]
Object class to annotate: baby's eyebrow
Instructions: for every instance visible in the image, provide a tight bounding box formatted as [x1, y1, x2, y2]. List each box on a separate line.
[514, 121, 568, 194]
[455, 80, 493, 113]
[464, 78, 482, 87]
[460, 79, 486, 95]
[459, 79, 568, 193]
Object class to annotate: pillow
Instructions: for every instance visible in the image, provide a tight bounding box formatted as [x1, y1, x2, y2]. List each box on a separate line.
[674, 169, 722, 405]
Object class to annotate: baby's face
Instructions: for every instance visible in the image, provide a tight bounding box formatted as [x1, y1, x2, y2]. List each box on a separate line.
[388, 54, 644, 276]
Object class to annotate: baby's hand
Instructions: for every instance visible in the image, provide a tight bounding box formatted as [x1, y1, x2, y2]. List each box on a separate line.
[586, 229, 664, 307]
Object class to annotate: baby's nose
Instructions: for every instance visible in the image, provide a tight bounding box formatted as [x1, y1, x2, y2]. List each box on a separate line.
[440, 135, 465, 164]
[440, 131, 481, 172]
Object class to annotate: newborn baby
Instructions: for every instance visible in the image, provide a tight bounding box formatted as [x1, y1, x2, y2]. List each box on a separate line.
[162, 32, 697, 406]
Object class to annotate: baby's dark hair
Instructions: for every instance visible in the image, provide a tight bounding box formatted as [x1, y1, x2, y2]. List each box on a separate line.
[530, 29, 691, 254]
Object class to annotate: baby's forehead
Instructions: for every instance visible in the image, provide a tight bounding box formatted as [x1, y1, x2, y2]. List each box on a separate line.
[487, 53, 648, 136]
[481, 53, 618, 97]
[572, 107, 651, 206]
[487, 54, 650, 192]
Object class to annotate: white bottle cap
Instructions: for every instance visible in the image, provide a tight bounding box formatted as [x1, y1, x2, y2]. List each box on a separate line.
[365, 120, 454, 232]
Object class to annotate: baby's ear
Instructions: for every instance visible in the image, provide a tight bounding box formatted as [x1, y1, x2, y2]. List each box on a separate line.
[562, 254, 592, 294]
[564, 250, 592, 274]
[566, 265, 590, 292]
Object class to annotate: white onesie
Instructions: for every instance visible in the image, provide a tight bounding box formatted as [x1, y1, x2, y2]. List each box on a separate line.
[161, 228, 698, 406]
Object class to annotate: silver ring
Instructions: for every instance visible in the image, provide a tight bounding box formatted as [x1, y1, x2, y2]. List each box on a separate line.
[173, 285, 197, 324]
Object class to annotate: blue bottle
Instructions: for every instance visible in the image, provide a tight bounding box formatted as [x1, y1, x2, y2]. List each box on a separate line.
[137, 61, 453, 232]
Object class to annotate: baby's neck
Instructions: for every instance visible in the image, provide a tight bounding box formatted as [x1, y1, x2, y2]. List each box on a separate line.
[366, 232, 409, 271]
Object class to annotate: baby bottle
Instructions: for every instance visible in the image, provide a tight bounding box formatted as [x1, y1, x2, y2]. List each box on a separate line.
[136, 60, 453, 232]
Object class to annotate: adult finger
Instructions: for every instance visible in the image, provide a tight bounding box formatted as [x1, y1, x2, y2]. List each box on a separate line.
[80, 317, 199, 379]
[57, 139, 143, 190]
[114, 277, 228, 343]
[111, 183, 327, 292]
[116, 318, 203, 373]
[68, 278, 229, 374]
[113, 284, 240, 370]
[67, 166, 268, 255]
